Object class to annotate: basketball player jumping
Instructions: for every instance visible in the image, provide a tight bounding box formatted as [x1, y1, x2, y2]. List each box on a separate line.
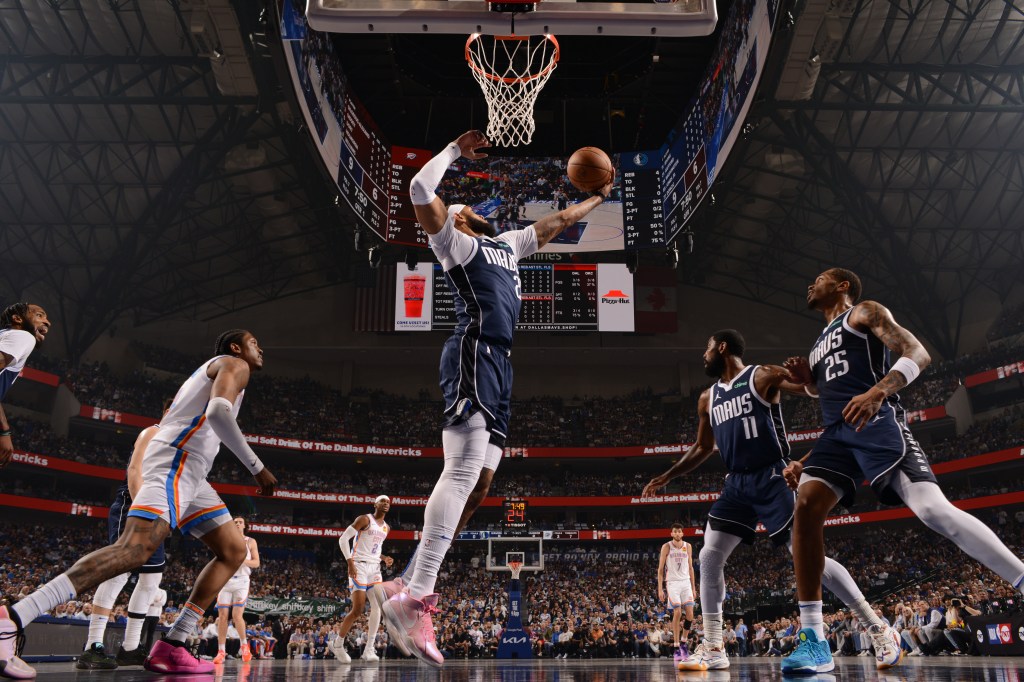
[0, 302, 50, 467]
[334, 495, 393, 663]
[381, 130, 612, 667]
[779, 268, 1024, 674]
[212, 517, 260, 664]
[643, 329, 902, 673]
[78, 400, 173, 670]
[0, 330, 277, 678]
[657, 524, 696, 665]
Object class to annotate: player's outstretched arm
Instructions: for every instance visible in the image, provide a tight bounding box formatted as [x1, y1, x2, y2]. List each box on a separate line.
[844, 300, 932, 430]
[641, 390, 716, 497]
[530, 181, 613, 248]
[411, 130, 490, 235]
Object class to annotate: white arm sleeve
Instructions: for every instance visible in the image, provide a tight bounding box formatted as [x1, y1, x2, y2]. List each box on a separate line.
[410, 142, 461, 205]
[339, 525, 358, 559]
[204, 397, 265, 475]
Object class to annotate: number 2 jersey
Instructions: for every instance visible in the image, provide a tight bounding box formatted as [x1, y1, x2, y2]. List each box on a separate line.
[708, 365, 790, 472]
[808, 308, 901, 425]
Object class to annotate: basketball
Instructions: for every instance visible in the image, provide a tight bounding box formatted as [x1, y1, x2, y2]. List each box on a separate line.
[567, 147, 614, 192]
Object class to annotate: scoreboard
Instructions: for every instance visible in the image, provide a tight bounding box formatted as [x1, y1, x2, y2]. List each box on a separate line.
[502, 499, 529, 537]
[409, 262, 634, 332]
[620, 150, 667, 249]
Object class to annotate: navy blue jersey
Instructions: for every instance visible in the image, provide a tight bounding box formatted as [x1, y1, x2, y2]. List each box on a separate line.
[430, 204, 537, 348]
[808, 308, 901, 425]
[708, 365, 790, 472]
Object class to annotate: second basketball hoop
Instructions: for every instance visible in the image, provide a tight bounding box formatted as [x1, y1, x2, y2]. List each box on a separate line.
[466, 31, 559, 147]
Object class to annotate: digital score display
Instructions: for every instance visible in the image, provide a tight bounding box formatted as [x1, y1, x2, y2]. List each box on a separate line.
[387, 146, 432, 246]
[339, 92, 389, 237]
[502, 499, 529, 537]
[620, 150, 667, 249]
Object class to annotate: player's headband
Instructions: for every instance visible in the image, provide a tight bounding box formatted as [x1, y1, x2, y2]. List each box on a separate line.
[374, 495, 390, 504]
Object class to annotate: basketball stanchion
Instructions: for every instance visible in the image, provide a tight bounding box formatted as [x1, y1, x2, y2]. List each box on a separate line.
[465, 32, 559, 147]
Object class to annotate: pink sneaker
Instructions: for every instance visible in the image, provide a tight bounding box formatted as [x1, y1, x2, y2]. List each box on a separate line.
[0, 606, 35, 679]
[370, 577, 410, 655]
[144, 639, 214, 674]
[382, 593, 443, 668]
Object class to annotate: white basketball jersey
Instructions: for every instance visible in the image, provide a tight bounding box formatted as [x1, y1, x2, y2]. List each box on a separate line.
[235, 537, 254, 580]
[151, 356, 245, 469]
[665, 541, 691, 583]
[351, 515, 390, 562]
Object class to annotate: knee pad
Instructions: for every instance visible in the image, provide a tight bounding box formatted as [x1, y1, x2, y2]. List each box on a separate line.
[149, 588, 168, 617]
[683, 619, 693, 631]
[93, 573, 130, 609]
[698, 546, 727, 577]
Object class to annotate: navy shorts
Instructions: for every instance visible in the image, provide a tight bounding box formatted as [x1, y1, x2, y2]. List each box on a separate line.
[109, 485, 166, 573]
[803, 404, 937, 508]
[439, 334, 512, 447]
[707, 461, 795, 546]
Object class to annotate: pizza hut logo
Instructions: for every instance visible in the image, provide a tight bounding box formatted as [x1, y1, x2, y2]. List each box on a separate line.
[601, 289, 630, 304]
[999, 623, 1013, 644]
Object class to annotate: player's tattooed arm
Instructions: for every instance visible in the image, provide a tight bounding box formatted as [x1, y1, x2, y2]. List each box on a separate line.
[641, 390, 716, 497]
[531, 181, 613, 248]
[842, 300, 932, 430]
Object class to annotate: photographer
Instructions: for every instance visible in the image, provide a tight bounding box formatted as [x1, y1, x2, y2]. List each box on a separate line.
[944, 595, 980, 655]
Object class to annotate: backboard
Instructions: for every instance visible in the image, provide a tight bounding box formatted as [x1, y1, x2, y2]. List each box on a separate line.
[485, 537, 544, 573]
[305, 0, 718, 37]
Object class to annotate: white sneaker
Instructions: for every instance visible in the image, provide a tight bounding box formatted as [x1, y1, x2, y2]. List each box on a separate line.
[868, 624, 903, 670]
[0, 606, 35, 680]
[698, 645, 731, 671]
[677, 642, 705, 671]
[331, 641, 351, 663]
[362, 650, 379, 662]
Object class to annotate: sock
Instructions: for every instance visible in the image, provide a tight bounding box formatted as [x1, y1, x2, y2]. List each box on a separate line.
[123, 613, 146, 651]
[799, 601, 824, 640]
[408, 414, 488, 598]
[219, 643, 227, 653]
[704, 612, 723, 648]
[87, 614, 109, 648]
[849, 597, 883, 629]
[166, 602, 204, 643]
[13, 573, 76, 627]
[401, 547, 420, 581]
[364, 603, 382, 655]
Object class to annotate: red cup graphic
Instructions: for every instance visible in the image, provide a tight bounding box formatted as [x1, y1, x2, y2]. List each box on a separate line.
[404, 274, 426, 318]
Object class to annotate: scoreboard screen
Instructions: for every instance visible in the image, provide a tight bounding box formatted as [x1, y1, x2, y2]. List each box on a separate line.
[397, 262, 635, 332]
[502, 499, 529, 536]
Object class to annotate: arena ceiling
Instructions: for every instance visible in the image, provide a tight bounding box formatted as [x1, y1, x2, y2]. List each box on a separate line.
[0, 0, 1021, 361]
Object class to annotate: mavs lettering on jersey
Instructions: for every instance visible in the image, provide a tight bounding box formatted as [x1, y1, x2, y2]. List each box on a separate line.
[709, 365, 790, 472]
[442, 233, 532, 348]
[809, 309, 901, 425]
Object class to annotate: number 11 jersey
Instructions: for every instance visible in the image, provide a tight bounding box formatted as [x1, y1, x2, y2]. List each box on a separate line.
[708, 365, 790, 472]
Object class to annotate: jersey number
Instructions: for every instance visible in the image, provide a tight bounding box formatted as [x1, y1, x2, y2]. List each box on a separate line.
[824, 350, 850, 382]
[741, 416, 759, 439]
[512, 272, 522, 300]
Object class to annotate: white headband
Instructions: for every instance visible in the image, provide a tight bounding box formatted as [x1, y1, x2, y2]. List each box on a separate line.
[374, 495, 390, 504]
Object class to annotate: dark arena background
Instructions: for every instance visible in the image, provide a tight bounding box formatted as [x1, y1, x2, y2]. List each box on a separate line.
[1, 0, 1023, 680]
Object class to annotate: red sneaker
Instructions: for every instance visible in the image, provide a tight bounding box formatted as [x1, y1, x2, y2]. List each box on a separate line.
[212, 650, 226, 664]
[382, 593, 443, 668]
[144, 639, 214, 674]
[0, 606, 35, 679]
[240, 644, 252, 662]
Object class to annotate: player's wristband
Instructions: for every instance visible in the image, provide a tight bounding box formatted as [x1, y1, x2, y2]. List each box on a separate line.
[891, 357, 921, 385]
[0, 430, 11, 437]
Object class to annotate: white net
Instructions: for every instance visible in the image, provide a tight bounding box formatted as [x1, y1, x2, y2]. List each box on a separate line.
[466, 33, 559, 147]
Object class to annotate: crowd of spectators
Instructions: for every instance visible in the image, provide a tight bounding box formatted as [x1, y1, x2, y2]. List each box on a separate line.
[4, 515, 1021, 661]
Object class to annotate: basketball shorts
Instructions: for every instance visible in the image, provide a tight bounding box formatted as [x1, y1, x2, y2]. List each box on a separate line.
[803, 405, 937, 508]
[665, 580, 695, 608]
[126, 443, 231, 538]
[109, 484, 166, 572]
[217, 576, 250, 610]
[439, 334, 513, 447]
[347, 559, 383, 592]
[707, 460, 795, 546]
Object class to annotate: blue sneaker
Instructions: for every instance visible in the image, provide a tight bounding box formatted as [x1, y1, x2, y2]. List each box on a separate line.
[781, 628, 834, 674]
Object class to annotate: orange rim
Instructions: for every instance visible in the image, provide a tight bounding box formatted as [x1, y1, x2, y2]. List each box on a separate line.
[465, 33, 560, 85]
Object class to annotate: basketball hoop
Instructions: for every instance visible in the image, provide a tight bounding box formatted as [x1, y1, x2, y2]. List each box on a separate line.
[466, 32, 559, 147]
[508, 560, 524, 580]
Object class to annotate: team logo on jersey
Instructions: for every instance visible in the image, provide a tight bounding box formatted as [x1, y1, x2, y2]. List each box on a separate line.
[601, 289, 630, 304]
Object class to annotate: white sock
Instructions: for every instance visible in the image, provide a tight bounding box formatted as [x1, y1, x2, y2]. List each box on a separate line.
[799, 601, 824, 639]
[704, 612, 723, 648]
[849, 597, 883, 629]
[364, 602, 382, 655]
[86, 614, 109, 648]
[166, 602, 204, 643]
[124, 573, 162, 650]
[401, 548, 419, 581]
[13, 573, 76, 627]
[219, 643, 226, 653]
[408, 414, 488, 598]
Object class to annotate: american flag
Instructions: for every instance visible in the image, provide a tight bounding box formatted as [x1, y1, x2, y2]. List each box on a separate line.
[353, 264, 396, 332]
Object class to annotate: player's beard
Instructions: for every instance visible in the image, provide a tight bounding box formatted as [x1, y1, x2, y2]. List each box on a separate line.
[704, 352, 725, 378]
[467, 214, 497, 238]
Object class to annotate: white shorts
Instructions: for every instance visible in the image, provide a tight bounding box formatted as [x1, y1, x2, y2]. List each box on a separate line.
[666, 580, 695, 608]
[127, 443, 230, 538]
[217, 577, 250, 610]
[347, 560, 382, 591]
